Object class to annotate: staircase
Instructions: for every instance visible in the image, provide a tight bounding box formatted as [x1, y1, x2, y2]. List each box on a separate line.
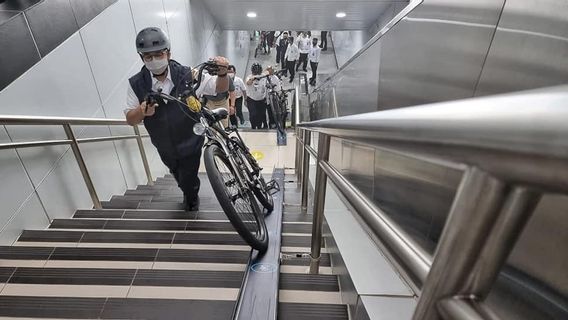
[0, 172, 348, 319]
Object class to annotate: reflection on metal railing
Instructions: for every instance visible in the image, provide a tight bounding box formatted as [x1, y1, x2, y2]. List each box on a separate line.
[0, 115, 152, 209]
[295, 85, 568, 320]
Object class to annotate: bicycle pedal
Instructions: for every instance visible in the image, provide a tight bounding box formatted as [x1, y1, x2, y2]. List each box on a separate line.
[266, 180, 280, 195]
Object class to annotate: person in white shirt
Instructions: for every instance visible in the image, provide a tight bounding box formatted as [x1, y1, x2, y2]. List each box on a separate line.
[275, 31, 290, 71]
[245, 63, 269, 129]
[284, 37, 299, 83]
[227, 65, 247, 126]
[308, 38, 322, 86]
[296, 32, 311, 72]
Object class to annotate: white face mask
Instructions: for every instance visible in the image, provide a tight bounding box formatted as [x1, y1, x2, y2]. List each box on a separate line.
[228, 73, 235, 79]
[144, 57, 169, 75]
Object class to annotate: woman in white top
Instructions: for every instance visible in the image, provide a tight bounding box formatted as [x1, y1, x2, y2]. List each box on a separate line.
[228, 65, 247, 126]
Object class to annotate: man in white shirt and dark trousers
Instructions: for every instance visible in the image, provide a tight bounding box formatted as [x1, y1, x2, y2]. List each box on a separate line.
[309, 38, 322, 86]
[246, 63, 268, 129]
[227, 65, 247, 126]
[284, 37, 299, 83]
[296, 32, 310, 72]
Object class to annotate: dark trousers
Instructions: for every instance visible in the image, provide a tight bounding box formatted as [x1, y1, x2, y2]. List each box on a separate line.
[161, 150, 202, 203]
[310, 62, 318, 84]
[229, 97, 244, 126]
[286, 60, 296, 81]
[247, 97, 268, 129]
[320, 31, 328, 50]
[297, 53, 308, 71]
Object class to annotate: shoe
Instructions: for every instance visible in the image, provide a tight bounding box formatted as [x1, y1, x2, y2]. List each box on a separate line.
[184, 195, 199, 212]
[240, 119, 245, 125]
[289, 79, 294, 83]
[303, 69, 307, 72]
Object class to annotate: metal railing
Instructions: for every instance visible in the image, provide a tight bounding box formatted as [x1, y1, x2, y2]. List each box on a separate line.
[294, 85, 568, 319]
[0, 115, 152, 209]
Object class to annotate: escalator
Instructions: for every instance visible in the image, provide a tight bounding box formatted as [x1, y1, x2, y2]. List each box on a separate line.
[0, 171, 348, 319]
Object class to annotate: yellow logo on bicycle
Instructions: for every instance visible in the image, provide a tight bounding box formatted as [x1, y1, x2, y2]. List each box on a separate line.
[251, 151, 264, 161]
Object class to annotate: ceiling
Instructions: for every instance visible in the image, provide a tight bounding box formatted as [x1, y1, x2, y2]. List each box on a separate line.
[197, 0, 408, 30]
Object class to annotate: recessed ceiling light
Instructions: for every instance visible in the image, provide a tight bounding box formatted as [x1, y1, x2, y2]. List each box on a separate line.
[336, 12, 346, 18]
[247, 12, 257, 18]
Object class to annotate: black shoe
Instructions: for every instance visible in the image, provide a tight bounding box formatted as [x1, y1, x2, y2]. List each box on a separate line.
[240, 119, 245, 125]
[289, 79, 294, 83]
[184, 195, 199, 212]
[303, 69, 307, 72]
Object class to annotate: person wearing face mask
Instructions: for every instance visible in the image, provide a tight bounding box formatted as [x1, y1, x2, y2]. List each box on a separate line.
[227, 65, 247, 126]
[308, 38, 322, 86]
[125, 27, 230, 212]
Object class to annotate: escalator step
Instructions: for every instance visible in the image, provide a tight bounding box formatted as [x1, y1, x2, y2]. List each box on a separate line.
[278, 303, 348, 320]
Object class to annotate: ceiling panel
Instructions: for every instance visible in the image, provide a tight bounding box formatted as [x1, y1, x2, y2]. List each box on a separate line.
[197, 0, 408, 30]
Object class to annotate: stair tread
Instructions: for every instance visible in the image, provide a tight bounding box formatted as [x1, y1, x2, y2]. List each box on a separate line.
[0, 296, 235, 320]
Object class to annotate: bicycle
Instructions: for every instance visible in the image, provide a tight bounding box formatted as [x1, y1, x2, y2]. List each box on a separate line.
[253, 69, 294, 145]
[148, 62, 279, 253]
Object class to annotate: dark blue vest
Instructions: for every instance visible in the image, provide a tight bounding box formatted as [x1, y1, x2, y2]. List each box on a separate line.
[129, 60, 204, 160]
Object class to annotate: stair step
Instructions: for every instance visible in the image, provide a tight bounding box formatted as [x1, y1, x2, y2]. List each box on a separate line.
[281, 252, 331, 267]
[0, 296, 235, 319]
[50, 219, 312, 233]
[279, 273, 340, 292]
[2, 267, 243, 288]
[0, 246, 248, 264]
[278, 303, 348, 320]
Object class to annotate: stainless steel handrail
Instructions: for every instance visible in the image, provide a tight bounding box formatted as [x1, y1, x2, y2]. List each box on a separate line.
[0, 115, 153, 209]
[295, 85, 568, 319]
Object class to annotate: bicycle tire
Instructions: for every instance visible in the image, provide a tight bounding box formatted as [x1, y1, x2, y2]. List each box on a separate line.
[204, 144, 269, 253]
[269, 94, 284, 131]
[230, 137, 274, 214]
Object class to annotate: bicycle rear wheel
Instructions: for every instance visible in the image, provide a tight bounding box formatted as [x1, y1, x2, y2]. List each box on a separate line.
[204, 144, 268, 253]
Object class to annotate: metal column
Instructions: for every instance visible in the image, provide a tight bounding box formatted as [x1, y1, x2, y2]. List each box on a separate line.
[63, 124, 102, 209]
[309, 133, 331, 274]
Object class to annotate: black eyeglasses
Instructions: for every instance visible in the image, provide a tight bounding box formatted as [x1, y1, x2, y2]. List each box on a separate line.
[142, 50, 168, 62]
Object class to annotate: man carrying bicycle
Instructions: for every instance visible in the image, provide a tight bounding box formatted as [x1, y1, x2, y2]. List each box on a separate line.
[125, 27, 230, 212]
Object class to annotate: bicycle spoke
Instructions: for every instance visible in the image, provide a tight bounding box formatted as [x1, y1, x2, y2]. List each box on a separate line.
[214, 156, 260, 234]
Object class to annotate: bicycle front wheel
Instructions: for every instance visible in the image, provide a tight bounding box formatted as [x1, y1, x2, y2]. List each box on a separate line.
[204, 144, 269, 253]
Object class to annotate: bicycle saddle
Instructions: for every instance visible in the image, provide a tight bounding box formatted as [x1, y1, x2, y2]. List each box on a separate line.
[211, 108, 229, 121]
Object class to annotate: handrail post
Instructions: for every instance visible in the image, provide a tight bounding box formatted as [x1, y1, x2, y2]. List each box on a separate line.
[133, 125, 153, 186]
[295, 128, 303, 181]
[412, 167, 507, 320]
[63, 124, 102, 209]
[309, 133, 331, 274]
[300, 130, 312, 211]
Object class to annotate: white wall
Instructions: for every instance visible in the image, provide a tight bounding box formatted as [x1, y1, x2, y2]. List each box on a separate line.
[0, 0, 233, 244]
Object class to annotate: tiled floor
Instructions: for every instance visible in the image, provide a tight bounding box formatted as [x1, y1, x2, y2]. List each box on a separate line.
[0, 172, 347, 319]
